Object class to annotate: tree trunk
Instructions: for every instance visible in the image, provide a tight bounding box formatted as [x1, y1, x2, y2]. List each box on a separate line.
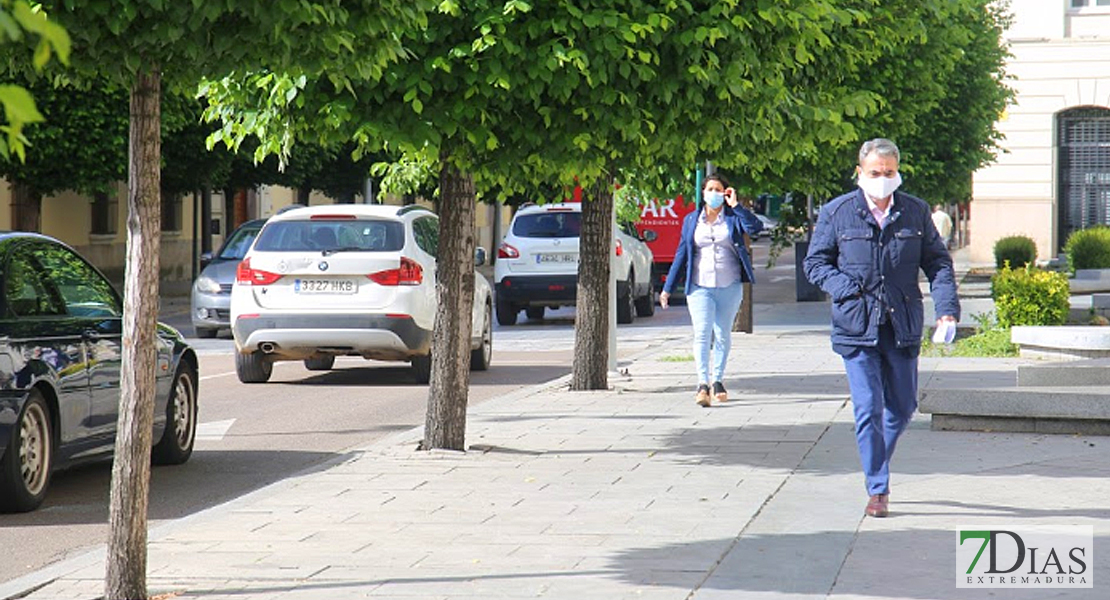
[105, 68, 161, 600]
[571, 174, 613, 391]
[422, 155, 476, 452]
[10, 182, 41, 232]
[200, 188, 212, 254]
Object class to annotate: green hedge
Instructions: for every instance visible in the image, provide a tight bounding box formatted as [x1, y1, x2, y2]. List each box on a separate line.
[992, 235, 1036, 269]
[1065, 226, 1110, 272]
[991, 264, 1069, 328]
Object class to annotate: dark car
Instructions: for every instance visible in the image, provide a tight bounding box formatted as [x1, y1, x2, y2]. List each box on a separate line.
[191, 218, 266, 338]
[0, 232, 198, 512]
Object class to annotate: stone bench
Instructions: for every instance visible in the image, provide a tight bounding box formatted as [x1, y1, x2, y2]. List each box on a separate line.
[1010, 326, 1110, 360]
[920, 386, 1110, 435]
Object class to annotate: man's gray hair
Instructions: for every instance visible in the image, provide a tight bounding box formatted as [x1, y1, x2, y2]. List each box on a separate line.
[858, 138, 900, 164]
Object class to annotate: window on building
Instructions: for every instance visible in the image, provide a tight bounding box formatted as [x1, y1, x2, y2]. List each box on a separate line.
[90, 192, 117, 235]
[1057, 107, 1110, 249]
[162, 192, 183, 232]
[1070, 0, 1110, 8]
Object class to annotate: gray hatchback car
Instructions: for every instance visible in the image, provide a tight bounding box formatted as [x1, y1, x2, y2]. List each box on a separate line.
[191, 219, 265, 338]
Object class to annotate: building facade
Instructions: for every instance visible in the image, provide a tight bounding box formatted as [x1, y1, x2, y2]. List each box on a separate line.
[1, 181, 509, 292]
[971, 0, 1110, 263]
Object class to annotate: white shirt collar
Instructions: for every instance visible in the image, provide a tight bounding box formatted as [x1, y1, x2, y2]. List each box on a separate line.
[864, 191, 894, 218]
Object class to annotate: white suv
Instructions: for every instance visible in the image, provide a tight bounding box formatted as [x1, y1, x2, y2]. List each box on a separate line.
[230, 204, 493, 384]
[494, 202, 655, 325]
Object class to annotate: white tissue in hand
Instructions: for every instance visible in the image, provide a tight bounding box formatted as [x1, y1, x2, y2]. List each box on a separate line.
[932, 320, 956, 344]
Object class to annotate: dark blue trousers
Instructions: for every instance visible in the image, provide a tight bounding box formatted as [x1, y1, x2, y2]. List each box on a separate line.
[840, 324, 919, 496]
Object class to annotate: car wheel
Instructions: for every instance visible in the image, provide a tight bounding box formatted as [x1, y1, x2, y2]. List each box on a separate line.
[471, 302, 492, 371]
[495, 297, 517, 326]
[304, 355, 336, 371]
[153, 363, 198, 466]
[525, 306, 544, 321]
[195, 327, 218, 339]
[0, 390, 53, 513]
[411, 353, 432, 384]
[617, 274, 635, 325]
[236, 351, 273, 383]
[634, 278, 655, 317]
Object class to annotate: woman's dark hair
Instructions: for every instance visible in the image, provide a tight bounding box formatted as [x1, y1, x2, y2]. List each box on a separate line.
[703, 173, 730, 189]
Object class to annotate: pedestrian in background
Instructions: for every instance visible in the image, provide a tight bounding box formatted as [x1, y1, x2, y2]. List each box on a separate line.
[932, 204, 954, 248]
[803, 138, 959, 518]
[660, 174, 763, 406]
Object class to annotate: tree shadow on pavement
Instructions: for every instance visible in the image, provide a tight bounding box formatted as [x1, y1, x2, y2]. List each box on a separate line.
[608, 530, 1107, 600]
[0, 449, 345, 527]
[652, 421, 1110, 481]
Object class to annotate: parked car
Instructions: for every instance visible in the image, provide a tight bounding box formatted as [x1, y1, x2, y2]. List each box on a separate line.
[754, 213, 779, 240]
[230, 204, 493, 384]
[191, 218, 266, 338]
[0, 232, 198, 512]
[494, 202, 656, 325]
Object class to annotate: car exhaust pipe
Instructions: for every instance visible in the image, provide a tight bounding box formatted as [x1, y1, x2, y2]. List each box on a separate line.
[259, 342, 277, 354]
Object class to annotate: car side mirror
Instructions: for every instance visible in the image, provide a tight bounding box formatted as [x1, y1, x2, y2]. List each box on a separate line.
[475, 247, 487, 267]
[641, 230, 658, 243]
[199, 252, 213, 269]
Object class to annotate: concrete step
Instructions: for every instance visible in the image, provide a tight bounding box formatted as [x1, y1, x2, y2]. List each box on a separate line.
[919, 386, 1110, 436]
[1017, 358, 1110, 386]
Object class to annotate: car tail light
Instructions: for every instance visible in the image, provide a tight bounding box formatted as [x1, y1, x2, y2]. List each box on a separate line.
[369, 257, 423, 286]
[615, 239, 624, 257]
[236, 258, 282, 286]
[310, 214, 356, 220]
[498, 242, 520, 259]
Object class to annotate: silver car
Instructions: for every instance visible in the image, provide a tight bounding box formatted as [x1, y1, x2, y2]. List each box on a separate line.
[191, 219, 265, 338]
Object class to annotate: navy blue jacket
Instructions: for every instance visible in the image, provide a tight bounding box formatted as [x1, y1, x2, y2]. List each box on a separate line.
[663, 204, 763, 296]
[803, 189, 960, 350]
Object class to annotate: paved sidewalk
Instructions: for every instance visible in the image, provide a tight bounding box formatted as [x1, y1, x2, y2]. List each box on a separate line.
[5, 319, 1109, 599]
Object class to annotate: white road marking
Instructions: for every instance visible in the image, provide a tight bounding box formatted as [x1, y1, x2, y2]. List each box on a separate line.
[196, 419, 236, 441]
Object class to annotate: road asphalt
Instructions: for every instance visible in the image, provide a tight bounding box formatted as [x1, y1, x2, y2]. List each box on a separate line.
[4, 249, 1109, 600]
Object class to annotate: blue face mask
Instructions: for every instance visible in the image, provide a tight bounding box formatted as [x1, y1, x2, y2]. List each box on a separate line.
[704, 191, 725, 209]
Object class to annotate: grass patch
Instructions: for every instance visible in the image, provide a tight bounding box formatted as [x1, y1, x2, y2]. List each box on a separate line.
[658, 354, 695, 362]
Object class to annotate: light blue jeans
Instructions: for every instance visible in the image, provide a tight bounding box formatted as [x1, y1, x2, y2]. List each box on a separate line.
[686, 282, 744, 384]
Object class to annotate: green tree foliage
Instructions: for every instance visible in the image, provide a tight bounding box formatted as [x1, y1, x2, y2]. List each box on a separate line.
[0, 0, 69, 160]
[751, 0, 1012, 263]
[0, 79, 127, 197]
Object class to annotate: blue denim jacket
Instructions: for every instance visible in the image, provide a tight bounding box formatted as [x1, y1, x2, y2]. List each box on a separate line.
[803, 189, 960, 350]
[663, 204, 763, 296]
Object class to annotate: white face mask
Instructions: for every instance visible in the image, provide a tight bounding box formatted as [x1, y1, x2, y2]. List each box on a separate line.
[704, 190, 725, 209]
[857, 172, 902, 200]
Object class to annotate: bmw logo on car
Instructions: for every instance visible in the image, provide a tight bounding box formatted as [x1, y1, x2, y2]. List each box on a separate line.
[318, 261, 328, 271]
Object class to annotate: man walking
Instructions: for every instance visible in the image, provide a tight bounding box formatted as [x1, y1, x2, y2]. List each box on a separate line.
[932, 204, 954, 248]
[803, 138, 959, 518]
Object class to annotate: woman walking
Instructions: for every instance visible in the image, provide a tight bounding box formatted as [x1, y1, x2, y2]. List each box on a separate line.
[659, 174, 763, 406]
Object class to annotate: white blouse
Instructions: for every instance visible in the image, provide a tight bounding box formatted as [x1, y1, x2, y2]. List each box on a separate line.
[692, 211, 741, 288]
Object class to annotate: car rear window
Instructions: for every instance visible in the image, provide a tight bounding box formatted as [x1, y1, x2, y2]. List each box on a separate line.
[512, 212, 581, 238]
[218, 224, 263, 260]
[253, 219, 405, 252]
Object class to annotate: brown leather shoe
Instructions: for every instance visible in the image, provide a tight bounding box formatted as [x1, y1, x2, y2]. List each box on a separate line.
[695, 384, 712, 407]
[865, 494, 889, 518]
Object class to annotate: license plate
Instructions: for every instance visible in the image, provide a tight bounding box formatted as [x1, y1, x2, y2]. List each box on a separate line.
[536, 253, 578, 264]
[294, 279, 357, 294]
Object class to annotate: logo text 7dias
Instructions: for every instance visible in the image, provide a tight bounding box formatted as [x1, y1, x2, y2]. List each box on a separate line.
[957, 527, 1093, 588]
